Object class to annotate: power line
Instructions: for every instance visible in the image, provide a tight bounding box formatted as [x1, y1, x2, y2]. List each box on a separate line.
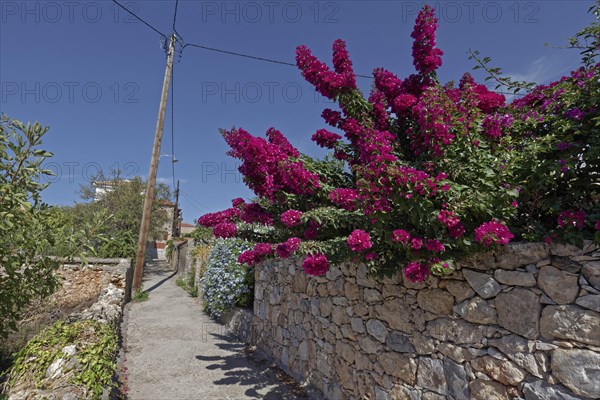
[181, 190, 210, 212]
[182, 43, 374, 79]
[111, 0, 167, 39]
[172, 0, 184, 45]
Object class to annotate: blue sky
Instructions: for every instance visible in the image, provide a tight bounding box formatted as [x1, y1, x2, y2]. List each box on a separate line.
[0, 0, 593, 224]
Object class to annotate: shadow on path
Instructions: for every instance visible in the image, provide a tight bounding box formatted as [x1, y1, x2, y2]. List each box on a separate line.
[123, 260, 304, 400]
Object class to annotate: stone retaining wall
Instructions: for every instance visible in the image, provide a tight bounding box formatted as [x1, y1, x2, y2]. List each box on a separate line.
[252, 242, 600, 399]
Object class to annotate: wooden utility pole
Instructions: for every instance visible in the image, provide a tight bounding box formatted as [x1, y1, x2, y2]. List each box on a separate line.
[172, 180, 180, 238]
[133, 34, 176, 293]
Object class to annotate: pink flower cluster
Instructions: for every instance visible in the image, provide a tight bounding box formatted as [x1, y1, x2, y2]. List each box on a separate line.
[403, 261, 430, 283]
[347, 229, 373, 252]
[557, 210, 586, 229]
[392, 229, 411, 244]
[474, 221, 514, 247]
[411, 5, 444, 75]
[238, 243, 274, 266]
[276, 237, 301, 258]
[197, 207, 240, 227]
[302, 253, 330, 276]
[328, 188, 359, 211]
[240, 203, 273, 225]
[437, 209, 465, 238]
[212, 222, 237, 238]
[411, 87, 455, 157]
[312, 129, 342, 149]
[296, 39, 357, 99]
[482, 113, 515, 139]
[280, 209, 303, 227]
[222, 127, 320, 201]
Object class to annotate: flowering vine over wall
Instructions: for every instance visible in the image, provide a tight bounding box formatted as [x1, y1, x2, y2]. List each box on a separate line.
[198, 5, 600, 282]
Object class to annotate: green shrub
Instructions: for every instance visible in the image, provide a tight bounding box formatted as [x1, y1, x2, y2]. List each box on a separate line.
[200, 239, 253, 318]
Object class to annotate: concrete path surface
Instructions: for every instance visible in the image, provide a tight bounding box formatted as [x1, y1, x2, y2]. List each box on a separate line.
[122, 260, 303, 400]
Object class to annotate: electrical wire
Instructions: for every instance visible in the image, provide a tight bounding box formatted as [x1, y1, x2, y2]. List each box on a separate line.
[182, 43, 374, 79]
[111, 0, 167, 39]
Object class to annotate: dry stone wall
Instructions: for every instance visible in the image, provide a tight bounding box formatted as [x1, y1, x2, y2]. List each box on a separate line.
[252, 242, 600, 399]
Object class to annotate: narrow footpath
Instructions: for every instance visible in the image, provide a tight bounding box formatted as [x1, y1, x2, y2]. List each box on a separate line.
[122, 260, 302, 400]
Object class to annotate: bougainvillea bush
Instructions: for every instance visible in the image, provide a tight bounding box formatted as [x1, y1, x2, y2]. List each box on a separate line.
[198, 4, 599, 283]
[200, 239, 254, 318]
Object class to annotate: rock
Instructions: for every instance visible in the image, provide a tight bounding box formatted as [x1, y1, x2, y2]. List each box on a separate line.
[582, 261, 600, 290]
[471, 356, 527, 386]
[375, 386, 391, 400]
[551, 349, 600, 398]
[364, 288, 383, 303]
[416, 358, 447, 395]
[421, 393, 445, 400]
[366, 319, 389, 343]
[426, 318, 486, 344]
[540, 305, 600, 346]
[463, 270, 501, 299]
[386, 332, 415, 353]
[359, 336, 382, 354]
[550, 257, 582, 274]
[495, 288, 540, 339]
[375, 298, 414, 333]
[550, 243, 584, 257]
[378, 353, 417, 384]
[357, 264, 376, 288]
[350, 317, 365, 333]
[443, 358, 469, 400]
[446, 280, 475, 302]
[453, 297, 497, 324]
[411, 332, 436, 355]
[537, 266, 579, 304]
[390, 385, 422, 400]
[494, 270, 536, 286]
[523, 380, 587, 400]
[492, 335, 544, 378]
[436, 343, 472, 363]
[344, 281, 360, 300]
[495, 242, 550, 270]
[61, 345, 77, 356]
[469, 379, 509, 400]
[575, 294, 600, 312]
[458, 250, 496, 271]
[46, 358, 65, 379]
[292, 272, 307, 292]
[417, 289, 454, 315]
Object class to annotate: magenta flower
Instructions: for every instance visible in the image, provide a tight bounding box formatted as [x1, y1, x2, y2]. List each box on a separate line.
[238, 250, 258, 266]
[280, 209, 303, 228]
[594, 220, 600, 230]
[425, 239, 445, 253]
[410, 237, 423, 250]
[312, 129, 342, 149]
[276, 237, 301, 258]
[392, 229, 411, 244]
[474, 221, 514, 247]
[347, 229, 373, 252]
[232, 198, 245, 208]
[557, 210, 586, 229]
[403, 261, 430, 283]
[302, 254, 330, 276]
[328, 188, 359, 211]
[411, 5, 444, 75]
[253, 243, 274, 256]
[212, 222, 238, 238]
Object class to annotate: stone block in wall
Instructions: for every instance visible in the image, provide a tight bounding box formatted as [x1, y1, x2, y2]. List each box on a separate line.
[469, 379, 509, 400]
[522, 380, 587, 400]
[416, 289, 454, 315]
[453, 296, 497, 325]
[445, 280, 476, 302]
[494, 242, 550, 270]
[582, 261, 600, 290]
[551, 348, 600, 399]
[416, 357, 447, 395]
[470, 355, 527, 386]
[427, 317, 488, 344]
[463, 269, 501, 299]
[495, 288, 541, 339]
[540, 305, 600, 346]
[537, 266, 579, 304]
[494, 270, 536, 286]
[490, 334, 546, 378]
[443, 358, 469, 400]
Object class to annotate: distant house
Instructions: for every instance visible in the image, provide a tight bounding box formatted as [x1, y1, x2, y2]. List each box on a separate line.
[180, 222, 196, 236]
[91, 179, 131, 201]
